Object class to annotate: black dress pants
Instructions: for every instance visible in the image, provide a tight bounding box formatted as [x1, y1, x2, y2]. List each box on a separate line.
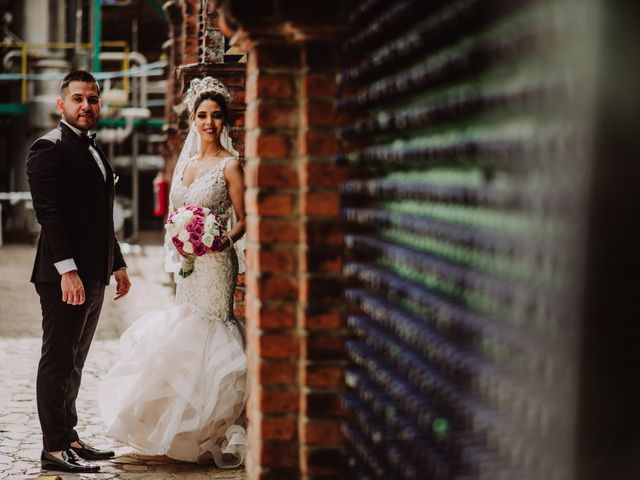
[35, 281, 105, 452]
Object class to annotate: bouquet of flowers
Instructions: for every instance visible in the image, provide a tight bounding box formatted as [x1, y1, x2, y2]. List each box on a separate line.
[165, 204, 226, 278]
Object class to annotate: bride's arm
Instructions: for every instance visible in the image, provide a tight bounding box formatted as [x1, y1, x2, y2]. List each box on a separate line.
[224, 158, 246, 248]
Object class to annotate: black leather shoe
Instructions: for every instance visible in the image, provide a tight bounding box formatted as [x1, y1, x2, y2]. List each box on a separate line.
[41, 449, 100, 473]
[70, 439, 115, 460]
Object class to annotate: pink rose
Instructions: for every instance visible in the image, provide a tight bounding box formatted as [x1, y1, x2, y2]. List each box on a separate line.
[172, 237, 183, 249]
[211, 237, 222, 251]
[194, 243, 207, 256]
[186, 222, 198, 233]
[190, 232, 202, 244]
[194, 225, 204, 236]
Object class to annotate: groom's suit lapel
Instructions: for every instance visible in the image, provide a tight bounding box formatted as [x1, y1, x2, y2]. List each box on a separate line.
[93, 142, 115, 192]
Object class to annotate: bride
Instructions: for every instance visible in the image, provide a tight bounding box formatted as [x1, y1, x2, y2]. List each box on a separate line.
[98, 77, 248, 467]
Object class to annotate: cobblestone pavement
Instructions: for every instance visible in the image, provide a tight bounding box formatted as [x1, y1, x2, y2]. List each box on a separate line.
[0, 237, 246, 480]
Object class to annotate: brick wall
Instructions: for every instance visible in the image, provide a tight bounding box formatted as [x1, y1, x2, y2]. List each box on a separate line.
[298, 40, 349, 479]
[161, 0, 185, 179]
[203, 0, 225, 63]
[162, 0, 203, 180]
[243, 41, 305, 479]
[218, 1, 351, 475]
[183, 0, 200, 66]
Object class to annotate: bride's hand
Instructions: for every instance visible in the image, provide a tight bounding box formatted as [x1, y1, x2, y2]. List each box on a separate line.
[222, 234, 233, 251]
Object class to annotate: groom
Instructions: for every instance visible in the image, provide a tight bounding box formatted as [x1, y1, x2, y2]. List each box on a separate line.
[26, 70, 131, 473]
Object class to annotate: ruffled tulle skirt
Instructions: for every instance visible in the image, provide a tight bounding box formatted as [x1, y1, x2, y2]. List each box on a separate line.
[98, 303, 247, 466]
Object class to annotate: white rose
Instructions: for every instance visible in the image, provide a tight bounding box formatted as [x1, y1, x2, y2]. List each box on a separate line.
[183, 241, 194, 254]
[173, 216, 185, 230]
[166, 224, 177, 236]
[205, 217, 215, 230]
[202, 233, 214, 247]
[178, 230, 189, 242]
[174, 211, 192, 229]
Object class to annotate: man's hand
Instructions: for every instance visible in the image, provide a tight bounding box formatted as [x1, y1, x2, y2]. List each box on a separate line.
[61, 270, 85, 305]
[113, 268, 131, 301]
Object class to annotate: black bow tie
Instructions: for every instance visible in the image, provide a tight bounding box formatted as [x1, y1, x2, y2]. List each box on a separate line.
[81, 132, 97, 146]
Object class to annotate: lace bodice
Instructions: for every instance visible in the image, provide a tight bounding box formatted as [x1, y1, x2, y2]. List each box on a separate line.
[169, 157, 239, 324]
[170, 156, 233, 220]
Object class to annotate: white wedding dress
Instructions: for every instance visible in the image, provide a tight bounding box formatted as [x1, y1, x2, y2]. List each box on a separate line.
[99, 157, 248, 467]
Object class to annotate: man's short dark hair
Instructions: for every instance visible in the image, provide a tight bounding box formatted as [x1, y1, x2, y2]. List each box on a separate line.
[60, 70, 99, 95]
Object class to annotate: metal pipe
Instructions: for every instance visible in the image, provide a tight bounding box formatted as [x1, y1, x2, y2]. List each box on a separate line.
[92, 0, 101, 71]
[20, 45, 27, 103]
[132, 18, 138, 105]
[99, 51, 148, 107]
[75, 7, 83, 54]
[0, 41, 127, 48]
[123, 46, 130, 99]
[131, 131, 139, 242]
[96, 106, 150, 245]
[96, 107, 150, 143]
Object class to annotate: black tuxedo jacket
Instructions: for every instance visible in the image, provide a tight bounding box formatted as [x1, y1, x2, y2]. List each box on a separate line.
[26, 122, 126, 284]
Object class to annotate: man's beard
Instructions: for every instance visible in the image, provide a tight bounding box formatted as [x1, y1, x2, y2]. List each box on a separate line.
[64, 113, 98, 131]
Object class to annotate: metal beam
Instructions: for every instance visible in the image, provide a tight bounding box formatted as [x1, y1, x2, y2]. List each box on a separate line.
[0, 103, 28, 115]
[98, 118, 165, 128]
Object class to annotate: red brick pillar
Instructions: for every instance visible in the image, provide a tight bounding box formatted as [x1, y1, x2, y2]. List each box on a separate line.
[241, 35, 348, 479]
[213, 2, 351, 478]
[162, 0, 202, 176]
[183, 0, 201, 65]
[298, 40, 348, 479]
[244, 40, 305, 479]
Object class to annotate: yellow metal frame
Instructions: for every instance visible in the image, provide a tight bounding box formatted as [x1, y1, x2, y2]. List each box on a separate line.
[0, 41, 129, 103]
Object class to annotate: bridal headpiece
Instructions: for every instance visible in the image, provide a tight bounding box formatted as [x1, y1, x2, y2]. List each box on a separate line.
[183, 77, 232, 114]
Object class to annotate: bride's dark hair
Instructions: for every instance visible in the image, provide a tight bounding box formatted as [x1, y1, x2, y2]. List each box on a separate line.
[190, 91, 229, 124]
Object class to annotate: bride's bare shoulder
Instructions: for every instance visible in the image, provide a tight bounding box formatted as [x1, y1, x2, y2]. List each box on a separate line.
[223, 156, 242, 171]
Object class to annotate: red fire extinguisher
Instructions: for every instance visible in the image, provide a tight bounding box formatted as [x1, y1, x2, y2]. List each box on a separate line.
[153, 171, 169, 218]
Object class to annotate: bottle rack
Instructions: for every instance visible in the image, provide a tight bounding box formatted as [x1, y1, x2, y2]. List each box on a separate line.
[339, 0, 589, 478]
